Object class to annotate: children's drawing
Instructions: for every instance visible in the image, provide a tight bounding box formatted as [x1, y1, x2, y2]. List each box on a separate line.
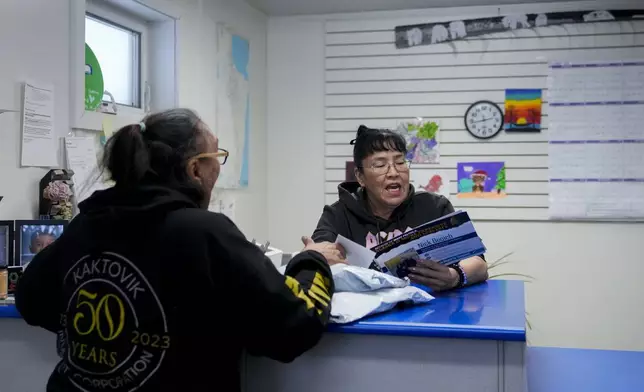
[457, 162, 506, 198]
[504, 89, 542, 132]
[395, 10, 643, 49]
[410, 170, 450, 199]
[396, 118, 440, 164]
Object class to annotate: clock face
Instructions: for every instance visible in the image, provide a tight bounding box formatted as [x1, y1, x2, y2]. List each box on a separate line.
[464, 101, 504, 139]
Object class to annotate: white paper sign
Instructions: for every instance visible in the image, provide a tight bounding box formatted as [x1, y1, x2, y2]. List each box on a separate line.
[21, 81, 57, 167]
[65, 137, 100, 203]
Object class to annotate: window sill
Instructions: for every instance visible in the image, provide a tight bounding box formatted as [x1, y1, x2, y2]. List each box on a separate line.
[72, 110, 142, 132]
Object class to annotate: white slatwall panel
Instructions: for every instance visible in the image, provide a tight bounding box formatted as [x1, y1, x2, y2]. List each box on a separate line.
[323, 19, 644, 221]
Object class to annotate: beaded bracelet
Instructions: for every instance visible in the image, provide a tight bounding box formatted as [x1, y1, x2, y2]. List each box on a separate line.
[450, 263, 467, 288]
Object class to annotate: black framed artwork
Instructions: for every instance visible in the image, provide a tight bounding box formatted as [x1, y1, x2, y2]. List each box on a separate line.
[346, 161, 357, 182]
[14, 220, 68, 266]
[0, 221, 14, 268]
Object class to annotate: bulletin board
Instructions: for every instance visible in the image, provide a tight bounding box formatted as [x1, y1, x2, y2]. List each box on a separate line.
[322, 16, 644, 221]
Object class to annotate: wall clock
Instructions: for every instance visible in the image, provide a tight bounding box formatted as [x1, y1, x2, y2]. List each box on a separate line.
[464, 101, 504, 139]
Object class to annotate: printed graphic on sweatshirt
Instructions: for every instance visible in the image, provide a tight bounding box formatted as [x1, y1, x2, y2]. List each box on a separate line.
[56, 252, 169, 391]
[366, 227, 413, 249]
[284, 271, 331, 315]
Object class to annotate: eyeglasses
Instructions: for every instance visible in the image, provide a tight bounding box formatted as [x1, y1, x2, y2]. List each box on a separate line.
[363, 160, 411, 175]
[190, 148, 229, 165]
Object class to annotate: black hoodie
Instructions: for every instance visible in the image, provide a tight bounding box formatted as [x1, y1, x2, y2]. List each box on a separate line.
[16, 185, 334, 392]
[313, 182, 455, 249]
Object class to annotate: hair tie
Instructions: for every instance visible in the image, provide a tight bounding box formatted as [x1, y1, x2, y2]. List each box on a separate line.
[139, 122, 147, 132]
[350, 139, 356, 145]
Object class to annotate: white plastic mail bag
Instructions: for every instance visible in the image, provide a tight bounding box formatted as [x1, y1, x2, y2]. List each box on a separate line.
[329, 264, 433, 324]
[330, 286, 433, 324]
[277, 263, 433, 324]
[331, 264, 407, 292]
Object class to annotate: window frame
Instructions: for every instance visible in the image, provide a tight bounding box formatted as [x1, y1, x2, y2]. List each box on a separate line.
[69, 0, 180, 132]
[85, 0, 149, 116]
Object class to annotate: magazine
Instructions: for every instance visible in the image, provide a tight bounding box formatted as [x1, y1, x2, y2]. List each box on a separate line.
[336, 210, 486, 279]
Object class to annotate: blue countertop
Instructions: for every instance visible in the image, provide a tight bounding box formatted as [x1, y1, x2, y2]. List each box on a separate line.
[0, 299, 19, 318]
[528, 347, 644, 392]
[329, 279, 526, 341]
[1, 280, 525, 341]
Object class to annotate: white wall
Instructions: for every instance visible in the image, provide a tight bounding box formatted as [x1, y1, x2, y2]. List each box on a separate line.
[176, 0, 269, 240]
[0, 0, 71, 218]
[267, 1, 644, 351]
[267, 17, 326, 249]
[0, 0, 268, 241]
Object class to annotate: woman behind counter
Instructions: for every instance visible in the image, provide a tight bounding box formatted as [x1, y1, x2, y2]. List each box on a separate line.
[16, 109, 345, 392]
[312, 125, 488, 292]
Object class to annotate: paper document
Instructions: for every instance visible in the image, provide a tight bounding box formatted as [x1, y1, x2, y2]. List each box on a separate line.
[21, 81, 57, 167]
[336, 234, 376, 269]
[65, 137, 100, 202]
[338, 211, 486, 279]
[209, 194, 236, 221]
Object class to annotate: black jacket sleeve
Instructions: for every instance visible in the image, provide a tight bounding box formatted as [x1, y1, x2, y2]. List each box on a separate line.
[438, 196, 456, 216]
[209, 214, 334, 363]
[15, 238, 63, 333]
[311, 205, 338, 243]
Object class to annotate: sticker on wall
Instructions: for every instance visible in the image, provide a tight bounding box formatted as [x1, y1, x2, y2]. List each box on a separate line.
[457, 162, 506, 198]
[85, 43, 104, 111]
[504, 89, 542, 132]
[410, 170, 451, 199]
[395, 118, 440, 164]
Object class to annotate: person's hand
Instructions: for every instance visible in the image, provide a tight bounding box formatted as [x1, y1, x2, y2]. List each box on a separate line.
[408, 260, 459, 292]
[301, 236, 347, 266]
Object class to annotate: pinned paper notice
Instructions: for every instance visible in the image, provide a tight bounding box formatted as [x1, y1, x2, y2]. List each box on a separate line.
[21, 81, 57, 167]
[100, 116, 114, 145]
[65, 136, 100, 202]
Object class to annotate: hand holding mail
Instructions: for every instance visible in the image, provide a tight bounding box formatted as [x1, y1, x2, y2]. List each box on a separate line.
[408, 259, 459, 292]
[301, 236, 347, 266]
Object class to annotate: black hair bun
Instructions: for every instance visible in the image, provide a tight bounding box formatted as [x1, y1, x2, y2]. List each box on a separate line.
[351, 125, 371, 145]
[357, 125, 370, 136]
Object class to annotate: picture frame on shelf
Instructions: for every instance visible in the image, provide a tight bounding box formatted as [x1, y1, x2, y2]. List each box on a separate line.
[14, 220, 68, 267]
[0, 221, 14, 268]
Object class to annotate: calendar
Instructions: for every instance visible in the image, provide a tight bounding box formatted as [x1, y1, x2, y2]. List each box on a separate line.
[547, 61, 644, 220]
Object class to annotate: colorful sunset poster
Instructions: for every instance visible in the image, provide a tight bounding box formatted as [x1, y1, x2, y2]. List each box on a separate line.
[457, 162, 506, 198]
[504, 89, 542, 132]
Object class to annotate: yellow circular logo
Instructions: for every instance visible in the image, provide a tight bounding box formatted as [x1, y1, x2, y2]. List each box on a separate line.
[57, 252, 169, 391]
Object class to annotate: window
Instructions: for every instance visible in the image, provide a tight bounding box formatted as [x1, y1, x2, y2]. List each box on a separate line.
[84, 1, 147, 112]
[70, 0, 177, 130]
[85, 14, 140, 108]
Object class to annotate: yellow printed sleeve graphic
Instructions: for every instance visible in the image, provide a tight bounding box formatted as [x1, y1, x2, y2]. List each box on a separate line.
[284, 272, 331, 316]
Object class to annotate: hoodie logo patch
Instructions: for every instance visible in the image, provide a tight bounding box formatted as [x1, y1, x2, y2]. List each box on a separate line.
[366, 227, 413, 249]
[57, 252, 169, 391]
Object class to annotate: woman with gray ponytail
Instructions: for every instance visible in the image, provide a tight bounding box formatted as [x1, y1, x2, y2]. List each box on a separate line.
[16, 108, 344, 392]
